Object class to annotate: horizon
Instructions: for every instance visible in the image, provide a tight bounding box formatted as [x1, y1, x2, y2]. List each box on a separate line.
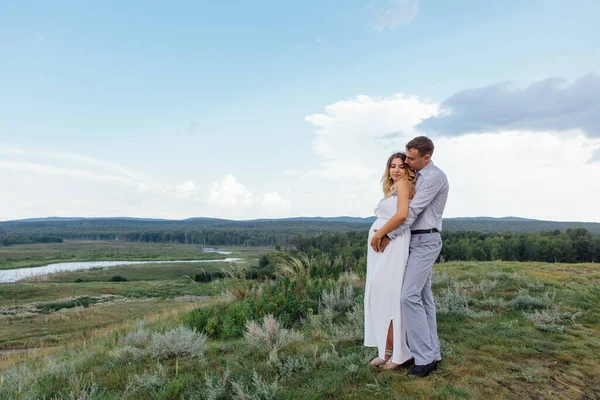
[5, 215, 600, 225]
[2, 1, 600, 222]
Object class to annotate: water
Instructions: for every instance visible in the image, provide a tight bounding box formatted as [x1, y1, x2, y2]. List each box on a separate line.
[0, 258, 243, 283]
[202, 247, 233, 255]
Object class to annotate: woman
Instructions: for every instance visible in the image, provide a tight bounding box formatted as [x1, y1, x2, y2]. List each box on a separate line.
[364, 152, 416, 369]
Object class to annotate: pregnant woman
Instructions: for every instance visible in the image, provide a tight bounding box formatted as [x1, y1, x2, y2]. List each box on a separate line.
[364, 152, 415, 369]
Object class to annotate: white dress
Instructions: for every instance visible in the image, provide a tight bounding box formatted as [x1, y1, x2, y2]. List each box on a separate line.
[364, 194, 412, 364]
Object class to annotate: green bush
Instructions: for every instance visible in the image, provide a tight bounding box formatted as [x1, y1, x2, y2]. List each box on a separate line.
[194, 271, 227, 283]
[110, 275, 128, 282]
[42, 297, 94, 313]
[194, 272, 213, 283]
[183, 258, 354, 339]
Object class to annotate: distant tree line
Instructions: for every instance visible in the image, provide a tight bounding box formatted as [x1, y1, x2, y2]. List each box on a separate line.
[0, 235, 63, 246]
[292, 229, 600, 264]
[2, 222, 599, 263]
[0, 230, 286, 247]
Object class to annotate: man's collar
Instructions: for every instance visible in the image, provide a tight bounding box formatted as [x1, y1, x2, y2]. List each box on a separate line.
[417, 160, 435, 176]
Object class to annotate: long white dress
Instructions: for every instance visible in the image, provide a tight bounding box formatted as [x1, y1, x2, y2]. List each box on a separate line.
[364, 194, 412, 364]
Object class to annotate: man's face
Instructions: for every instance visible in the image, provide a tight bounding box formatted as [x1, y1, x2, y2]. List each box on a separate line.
[404, 147, 430, 171]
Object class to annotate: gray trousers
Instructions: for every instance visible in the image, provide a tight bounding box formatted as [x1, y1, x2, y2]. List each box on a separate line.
[401, 232, 442, 365]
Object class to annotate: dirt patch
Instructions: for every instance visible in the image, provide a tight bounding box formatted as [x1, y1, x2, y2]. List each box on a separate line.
[169, 295, 212, 302]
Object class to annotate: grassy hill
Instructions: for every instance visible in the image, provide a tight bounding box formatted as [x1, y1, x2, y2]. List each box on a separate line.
[1, 258, 598, 399]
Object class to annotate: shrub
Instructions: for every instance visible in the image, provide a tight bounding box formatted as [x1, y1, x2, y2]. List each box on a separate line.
[320, 283, 356, 316]
[125, 362, 168, 394]
[435, 285, 494, 319]
[183, 271, 326, 339]
[524, 305, 583, 333]
[202, 369, 231, 400]
[182, 303, 230, 337]
[194, 271, 227, 283]
[328, 303, 364, 342]
[42, 297, 94, 313]
[230, 371, 281, 400]
[432, 270, 453, 287]
[251, 251, 295, 279]
[146, 325, 208, 359]
[435, 286, 470, 315]
[110, 275, 128, 282]
[508, 289, 555, 310]
[195, 272, 213, 283]
[119, 328, 149, 347]
[66, 372, 99, 400]
[108, 345, 145, 364]
[268, 352, 311, 380]
[244, 314, 303, 352]
[489, 271, 517, 281]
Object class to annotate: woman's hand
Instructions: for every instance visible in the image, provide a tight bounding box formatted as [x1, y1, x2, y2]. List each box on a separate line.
[370, 229, 383, 250]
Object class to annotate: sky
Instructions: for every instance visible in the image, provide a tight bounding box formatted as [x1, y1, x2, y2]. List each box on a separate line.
[1, 0, 600, 222]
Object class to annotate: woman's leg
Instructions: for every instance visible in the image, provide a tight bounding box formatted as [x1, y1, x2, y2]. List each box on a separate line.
[385, 320, 394, 353]
[369, 320, 394, 366]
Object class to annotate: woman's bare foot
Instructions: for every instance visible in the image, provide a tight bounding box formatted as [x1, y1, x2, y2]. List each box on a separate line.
[382, 357, 414, 370]
[381, 361, 401, 370]
[368, 349, 393, 367]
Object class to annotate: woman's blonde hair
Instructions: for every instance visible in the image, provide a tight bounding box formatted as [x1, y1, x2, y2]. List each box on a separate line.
[381, 152, 416, 196]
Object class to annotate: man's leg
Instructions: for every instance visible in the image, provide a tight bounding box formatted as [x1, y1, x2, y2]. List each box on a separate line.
[421, 269, 441, 361]
[401, 233, 442, 366]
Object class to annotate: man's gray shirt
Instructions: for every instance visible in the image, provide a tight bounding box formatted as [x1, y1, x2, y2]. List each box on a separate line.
[388, 161, 449, 239]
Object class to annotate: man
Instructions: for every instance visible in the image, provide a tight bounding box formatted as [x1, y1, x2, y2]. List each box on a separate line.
[375, 136, 449, 377]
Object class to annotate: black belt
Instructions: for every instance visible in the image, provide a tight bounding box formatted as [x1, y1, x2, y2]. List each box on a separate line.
[411, 228, 439, 234]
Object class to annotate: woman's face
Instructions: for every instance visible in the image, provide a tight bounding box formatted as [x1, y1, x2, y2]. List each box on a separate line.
[389, 157, 406, 182]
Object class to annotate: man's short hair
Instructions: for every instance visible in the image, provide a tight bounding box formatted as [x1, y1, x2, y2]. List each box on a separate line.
[406, 136, 434, 157]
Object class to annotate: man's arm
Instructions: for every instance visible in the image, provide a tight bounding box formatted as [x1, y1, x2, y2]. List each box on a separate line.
[386, 172, 442, 240]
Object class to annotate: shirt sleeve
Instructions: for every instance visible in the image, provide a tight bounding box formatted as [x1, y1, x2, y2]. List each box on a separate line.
[387, 173, 442, 240]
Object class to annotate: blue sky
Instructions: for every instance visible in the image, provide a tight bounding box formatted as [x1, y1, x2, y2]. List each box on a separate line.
[1, 0, 600, 221]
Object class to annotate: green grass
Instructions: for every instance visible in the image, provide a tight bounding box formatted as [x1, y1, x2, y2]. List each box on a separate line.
[1, 255, 599, 399]
[0, 242, 271, 352]
[34, 261, 238, 283]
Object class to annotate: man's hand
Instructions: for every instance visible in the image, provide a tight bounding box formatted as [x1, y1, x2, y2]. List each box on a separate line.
[371, 229, 392, 252]
[378, 235, 391, 252]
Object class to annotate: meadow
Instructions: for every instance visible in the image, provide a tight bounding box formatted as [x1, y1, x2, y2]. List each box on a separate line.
[0, 242, 268, 351]
[0, 241, 246, 271]
[0, 240, 599, 399]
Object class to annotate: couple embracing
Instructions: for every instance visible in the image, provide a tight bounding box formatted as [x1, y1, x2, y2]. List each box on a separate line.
[364, 136, 449, 378]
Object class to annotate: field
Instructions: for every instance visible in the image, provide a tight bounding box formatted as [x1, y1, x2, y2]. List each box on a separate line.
[0, 241, 599, 399]
[0, 241, 269, 351]
[0, 240, 253, 271]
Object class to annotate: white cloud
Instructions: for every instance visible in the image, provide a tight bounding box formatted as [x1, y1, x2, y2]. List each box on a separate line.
[174, 180, 197, 196]
[204, 175, 292, 216]
[370, 0, 419, 32]
[303, 93, 600, 222]
[0, 145, 139, 179]
[259, 192, 292, 213]
[0, 145, 293, 219]
[305, 93, 438, 182]
[0, 160, 134, 184]
[206, 174, 254, 207]
[589, 147, 600, 164]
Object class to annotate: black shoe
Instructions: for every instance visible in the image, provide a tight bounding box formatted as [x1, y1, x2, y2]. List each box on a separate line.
[407, 361, 437, 377]
[400, 358, 415, 368]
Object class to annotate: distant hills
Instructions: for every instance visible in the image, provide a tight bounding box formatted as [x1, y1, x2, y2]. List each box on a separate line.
[2, 216, 600, 234]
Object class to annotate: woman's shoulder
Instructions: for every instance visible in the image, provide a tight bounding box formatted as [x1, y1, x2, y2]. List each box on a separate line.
[397, 179, 414, 190]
